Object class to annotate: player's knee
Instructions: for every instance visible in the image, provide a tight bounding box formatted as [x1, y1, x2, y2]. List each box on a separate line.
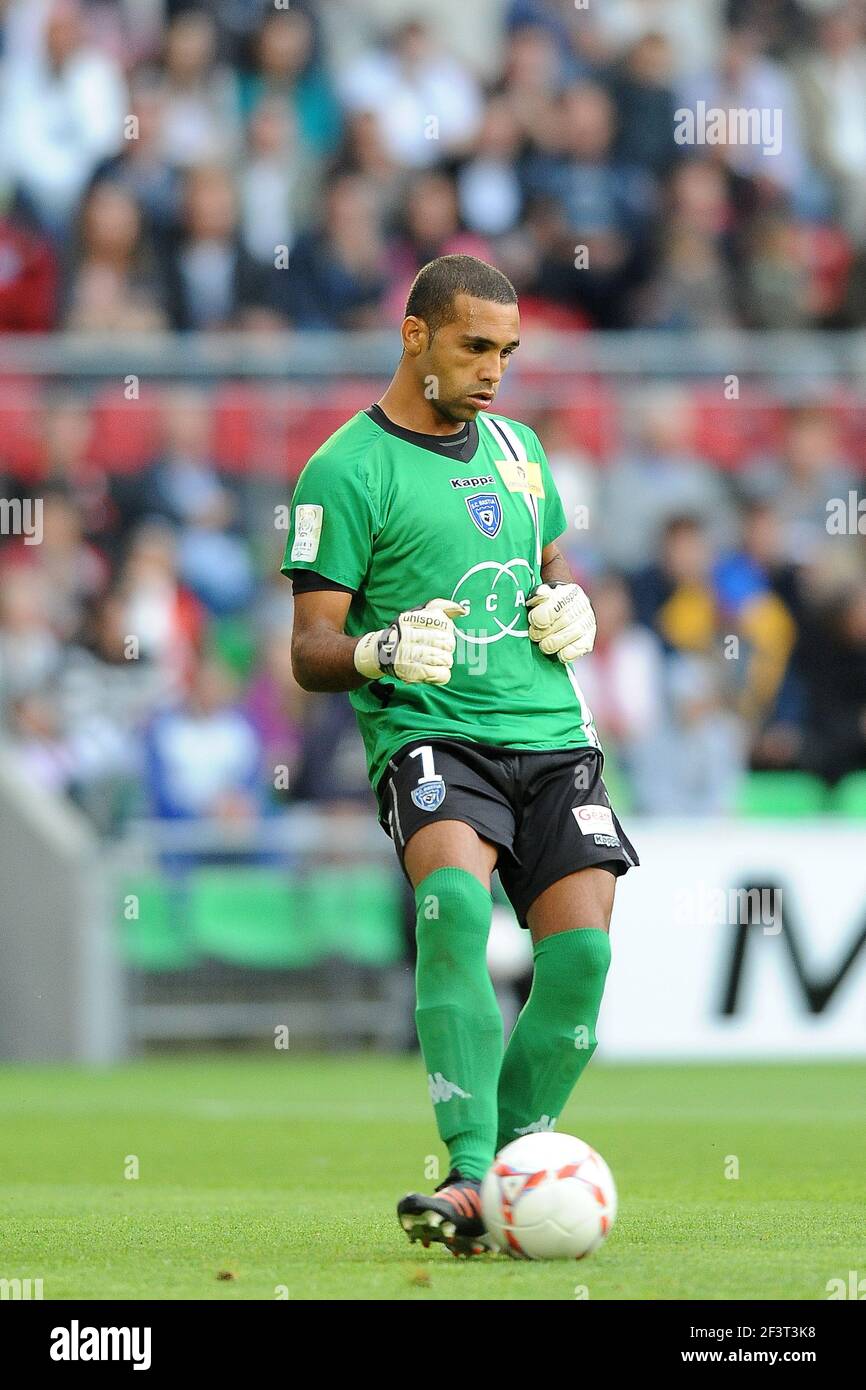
[533, 927, 611, 1011]
[414, 867, 493, 1001]
[585, 926, 612, 974]
[414, 868, 491, 936]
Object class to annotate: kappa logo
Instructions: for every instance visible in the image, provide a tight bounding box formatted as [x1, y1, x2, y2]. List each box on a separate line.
[428, 1072, 472, 1104]
[411, 777, 446, 812]
[465, 491, 502, 538]
[514, 1114, 557, 1135]
[450, 474, 494, 489]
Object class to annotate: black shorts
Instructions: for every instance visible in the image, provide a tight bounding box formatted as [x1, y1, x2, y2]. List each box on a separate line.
[378, 738, 639, 927]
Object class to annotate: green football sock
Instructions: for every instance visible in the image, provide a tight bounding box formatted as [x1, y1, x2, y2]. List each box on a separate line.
[496, 927, 611, 1153]
[414, 867, 504, 1183]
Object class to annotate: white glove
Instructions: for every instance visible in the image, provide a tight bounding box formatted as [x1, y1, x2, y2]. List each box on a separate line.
[526, 582, 596, 662]
[353, 598, 466, 685]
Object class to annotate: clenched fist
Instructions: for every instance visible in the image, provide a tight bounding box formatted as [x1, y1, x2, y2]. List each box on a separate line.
[526, 582, 596, 663]
[354, 598, 467, 685]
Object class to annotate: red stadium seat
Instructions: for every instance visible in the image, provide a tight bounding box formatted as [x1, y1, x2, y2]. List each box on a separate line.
[689, 386, 784, 468]
[553, 388, 621, 461]
[0, 379, 45, 480]
[516, 374, 620, 461]
[212, 384, 257, 471]
[285, 382, 384, 477]
[214, 384, 301, 476]
[215, 384, 374, 477]
[827, 387, 866, 472]
[89, 386, 163, 473]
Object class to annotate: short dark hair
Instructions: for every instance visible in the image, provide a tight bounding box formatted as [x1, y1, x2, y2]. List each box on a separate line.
[404, 254, 517, 340]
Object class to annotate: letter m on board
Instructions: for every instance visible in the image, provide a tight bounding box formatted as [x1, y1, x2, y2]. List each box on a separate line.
[718, 880, 866, 1015]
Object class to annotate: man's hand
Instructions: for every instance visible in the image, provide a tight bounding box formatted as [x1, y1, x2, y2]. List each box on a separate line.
[354, 598, 467, 685]
[526, 582, 596, 663]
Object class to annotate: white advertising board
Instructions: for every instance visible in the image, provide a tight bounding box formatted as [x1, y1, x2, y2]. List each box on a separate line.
[601, 821, 866, 1059]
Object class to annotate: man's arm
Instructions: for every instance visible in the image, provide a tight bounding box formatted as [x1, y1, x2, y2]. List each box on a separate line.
[291, 588, 466, 692]
[540, 540, 573, 585]
[291, 590, 367, 692]
[528, 542, 597, 662]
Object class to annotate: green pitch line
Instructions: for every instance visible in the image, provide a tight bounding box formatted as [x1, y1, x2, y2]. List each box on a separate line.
[0, 1058, 863, 1301]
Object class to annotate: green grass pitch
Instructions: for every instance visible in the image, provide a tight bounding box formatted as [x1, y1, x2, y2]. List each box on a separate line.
[1, 1057, 863, 1300]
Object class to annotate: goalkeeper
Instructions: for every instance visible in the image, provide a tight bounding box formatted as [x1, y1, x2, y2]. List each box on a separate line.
[283, 254, 638, 1256]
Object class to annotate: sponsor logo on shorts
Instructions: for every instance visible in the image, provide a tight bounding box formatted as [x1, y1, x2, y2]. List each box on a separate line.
[594, 833, 620, 848]
[411, 777, 446, 812]
[572, 803, 615, 836]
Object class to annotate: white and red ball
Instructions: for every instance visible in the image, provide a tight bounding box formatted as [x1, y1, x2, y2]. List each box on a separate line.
[481, 1132, 617, 1260]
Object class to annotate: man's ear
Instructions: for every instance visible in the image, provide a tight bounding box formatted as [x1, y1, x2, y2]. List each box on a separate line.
[402, 315, 429, 357]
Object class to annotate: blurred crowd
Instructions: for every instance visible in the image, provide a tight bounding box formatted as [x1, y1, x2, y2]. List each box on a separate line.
[548, 395, 866, 809]
[0, 0, 865, 829]
[2, 0, 866, 331]
[1, 382, 865, 827]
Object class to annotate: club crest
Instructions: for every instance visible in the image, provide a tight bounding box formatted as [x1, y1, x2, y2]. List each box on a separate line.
[466, 491, 502, 538]
[411, 778, 447, 812]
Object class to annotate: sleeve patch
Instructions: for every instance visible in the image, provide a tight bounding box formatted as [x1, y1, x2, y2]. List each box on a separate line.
[291, 504, 323, 561]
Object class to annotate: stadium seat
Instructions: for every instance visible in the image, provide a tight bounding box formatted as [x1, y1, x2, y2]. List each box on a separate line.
[212, 385, 295, 475]
[514, 374, 620, 459]
[171, 866, 405, 970]
[556, 396, 621, 460]
[828, 386, 864, 467]
[89, 388, 162, 472]
[301, 865, 404, 966]
[0, 379, 45, 479]
[121, 877, 196, 970]
[286, 382, 391, 475]
[831, 772, 866, 818]
[737, 771, 827, 818]
[188, 868, 316, 968]
[689, 385, 783, 469]
[211, 384, 255, 471]
[288, 407, 360, 473]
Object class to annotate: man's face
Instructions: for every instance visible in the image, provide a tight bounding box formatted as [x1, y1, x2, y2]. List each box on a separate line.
[408, 293, 520, 424]
[664, 525, 709, 584]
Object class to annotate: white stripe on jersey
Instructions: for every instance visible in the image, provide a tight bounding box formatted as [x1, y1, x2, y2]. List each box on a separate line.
[565, 661, 601, 748]
[479, 414, 541, 570]
[482, 414, 598, 743]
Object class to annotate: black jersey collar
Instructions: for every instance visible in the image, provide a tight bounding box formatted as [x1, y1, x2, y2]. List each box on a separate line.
[366, 402, 479, 462]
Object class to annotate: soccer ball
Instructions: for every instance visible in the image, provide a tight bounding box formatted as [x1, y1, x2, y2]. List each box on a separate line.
[481, 1131, 617, 1260]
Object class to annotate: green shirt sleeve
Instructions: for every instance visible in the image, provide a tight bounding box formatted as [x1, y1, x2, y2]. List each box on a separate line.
[280, 448, 378, 590]
[532, 431, 568, 548]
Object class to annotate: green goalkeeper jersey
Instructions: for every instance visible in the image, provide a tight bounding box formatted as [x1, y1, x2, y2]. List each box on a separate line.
[281, 404, 598, 806]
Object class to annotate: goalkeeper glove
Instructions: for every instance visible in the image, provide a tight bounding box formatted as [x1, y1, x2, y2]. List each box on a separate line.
[526, 581, 596, 663]
[353, 598, 466, 685]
